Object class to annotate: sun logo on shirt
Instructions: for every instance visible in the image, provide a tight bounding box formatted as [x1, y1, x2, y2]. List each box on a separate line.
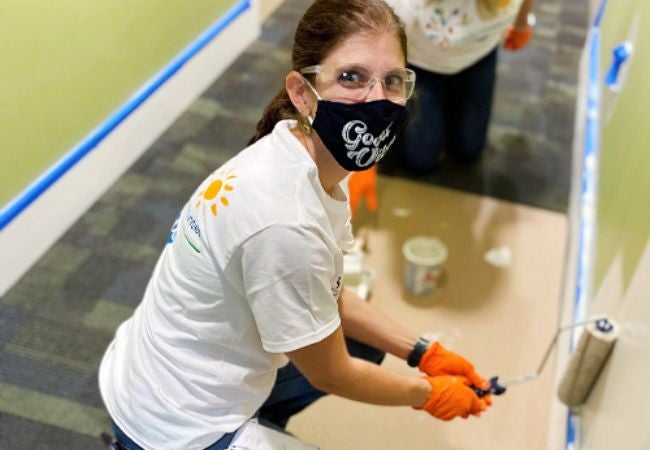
[196, 169, 236, 216]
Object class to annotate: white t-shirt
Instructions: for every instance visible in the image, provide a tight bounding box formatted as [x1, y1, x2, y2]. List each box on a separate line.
[388, 0, 521, 74]
[99, 120, 354, 450]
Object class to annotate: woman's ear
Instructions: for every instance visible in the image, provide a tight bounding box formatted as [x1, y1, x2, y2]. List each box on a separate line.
[286, 71, 314, 117]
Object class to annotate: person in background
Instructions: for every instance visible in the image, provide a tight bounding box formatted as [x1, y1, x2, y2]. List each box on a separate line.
[383, 0, 535, 175]
[99, 1, 492, 449]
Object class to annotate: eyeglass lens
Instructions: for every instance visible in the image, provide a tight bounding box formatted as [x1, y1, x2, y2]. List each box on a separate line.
[332, 66, 414, 101]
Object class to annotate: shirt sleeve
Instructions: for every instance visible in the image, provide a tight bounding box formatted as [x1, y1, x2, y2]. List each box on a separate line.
[239, 224, 342, 353]
[384, 0, 417, 26]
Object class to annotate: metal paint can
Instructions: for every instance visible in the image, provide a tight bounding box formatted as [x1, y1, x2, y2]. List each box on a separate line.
[402, 236, 448, 295]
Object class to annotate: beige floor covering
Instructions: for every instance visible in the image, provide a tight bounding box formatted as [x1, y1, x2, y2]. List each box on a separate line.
[287, 176, 567, 450]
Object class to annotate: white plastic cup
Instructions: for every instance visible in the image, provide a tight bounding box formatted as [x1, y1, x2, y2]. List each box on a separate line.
[402, 236, 448, 295]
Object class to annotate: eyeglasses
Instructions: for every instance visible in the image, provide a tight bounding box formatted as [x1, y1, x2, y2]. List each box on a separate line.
[299, 64, 416, 104]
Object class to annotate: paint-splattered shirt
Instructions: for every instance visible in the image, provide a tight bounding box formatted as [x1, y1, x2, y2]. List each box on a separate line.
[388, 0, 521, 73]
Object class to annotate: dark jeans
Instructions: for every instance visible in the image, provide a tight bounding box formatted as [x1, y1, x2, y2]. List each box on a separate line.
[110, 421, 235, 450]
[110, 338, 385, 449]
[395, 48, 498, 175]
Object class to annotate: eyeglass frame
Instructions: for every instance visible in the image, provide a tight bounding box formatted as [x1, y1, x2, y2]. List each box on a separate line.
[298, 64, 416, 103]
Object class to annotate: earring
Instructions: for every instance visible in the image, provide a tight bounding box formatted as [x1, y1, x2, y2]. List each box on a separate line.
[300, 114, 312, 136]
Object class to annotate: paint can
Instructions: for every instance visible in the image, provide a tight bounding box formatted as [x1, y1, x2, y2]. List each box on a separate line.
[402, 236, 448, 295]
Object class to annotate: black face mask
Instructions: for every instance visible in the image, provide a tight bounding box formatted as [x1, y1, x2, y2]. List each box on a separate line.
[309, 98, 407, 172]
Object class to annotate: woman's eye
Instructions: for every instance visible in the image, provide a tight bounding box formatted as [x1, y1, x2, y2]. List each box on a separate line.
[385, 74, 404, 89]
[338, 70, 365, 86]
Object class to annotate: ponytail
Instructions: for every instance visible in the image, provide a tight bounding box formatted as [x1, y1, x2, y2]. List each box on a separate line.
[248, 88, 298, 145]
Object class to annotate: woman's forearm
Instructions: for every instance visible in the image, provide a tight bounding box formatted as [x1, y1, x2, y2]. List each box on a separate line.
[287, 324, 430, 408]
[338, 288, 420, 361]
[322, 355, 431, 407]
[514, 0, 534, 29]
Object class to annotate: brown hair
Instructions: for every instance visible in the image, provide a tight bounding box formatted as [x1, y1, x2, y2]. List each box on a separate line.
[248, 0, 407, 145]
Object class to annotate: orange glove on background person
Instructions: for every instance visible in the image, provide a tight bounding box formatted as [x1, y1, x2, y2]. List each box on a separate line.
[416, 376, 490, 421]
[503, 25, 533, 51]
[419, 342, 490, 391]
[348, 165, 378, 219]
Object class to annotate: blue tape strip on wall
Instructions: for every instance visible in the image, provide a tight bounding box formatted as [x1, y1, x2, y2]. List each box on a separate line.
[565, 0, 607, 448]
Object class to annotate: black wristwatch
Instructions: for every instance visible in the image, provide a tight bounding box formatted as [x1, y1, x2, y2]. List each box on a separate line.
[407, 337, 430, 367]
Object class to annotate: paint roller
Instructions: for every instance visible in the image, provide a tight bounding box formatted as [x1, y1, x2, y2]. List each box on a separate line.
[472, 316, 618, 407]
[557, 318, 618, 407]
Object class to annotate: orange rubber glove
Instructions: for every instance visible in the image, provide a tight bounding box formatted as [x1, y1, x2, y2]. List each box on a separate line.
[348, 166, 378, 219]
[419, 342, 490, 391]
[503, 25, 533, 51]
[416, 376, 490, 421]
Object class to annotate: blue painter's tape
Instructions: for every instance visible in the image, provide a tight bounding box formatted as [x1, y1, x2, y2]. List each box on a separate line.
[592, 0, 608, 27]
[0, 0, 250, 230]
[566, 412, 578, 450]
[565, 0, 606, 448]
[573, 16, 602, 357]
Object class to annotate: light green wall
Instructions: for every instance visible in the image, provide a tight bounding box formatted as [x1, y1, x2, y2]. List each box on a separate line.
[0, 0, 237, 207]
[576, 5, 650, 447]
[594, 0, 650, 292]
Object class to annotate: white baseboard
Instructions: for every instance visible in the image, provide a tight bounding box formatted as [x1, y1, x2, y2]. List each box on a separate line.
[0, 5, 260, 297]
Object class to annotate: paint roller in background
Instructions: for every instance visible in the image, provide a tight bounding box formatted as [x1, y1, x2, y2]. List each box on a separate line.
[472, 316, 618, 407]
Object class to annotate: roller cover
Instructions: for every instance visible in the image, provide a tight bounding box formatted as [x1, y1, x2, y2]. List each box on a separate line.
[557, 320, 618, 407]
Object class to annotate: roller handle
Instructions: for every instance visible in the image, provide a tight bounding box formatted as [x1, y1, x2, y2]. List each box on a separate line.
[472, 376, 507, 398]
